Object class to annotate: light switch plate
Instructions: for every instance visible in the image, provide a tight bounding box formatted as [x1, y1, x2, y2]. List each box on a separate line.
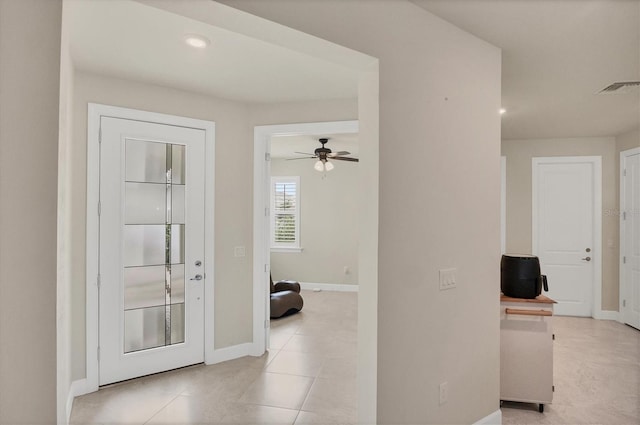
[439, 268, 457, 290]
[234, 246, 246, 257]
[439, 381, 448, 404]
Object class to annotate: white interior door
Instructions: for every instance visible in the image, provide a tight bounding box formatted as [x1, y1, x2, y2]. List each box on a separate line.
[99, 116, 206, 385]
[621, 149, 640, 330]
[533, 157, 600, 317]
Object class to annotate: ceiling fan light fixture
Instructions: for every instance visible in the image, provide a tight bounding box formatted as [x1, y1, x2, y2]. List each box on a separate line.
[324, 161, 334, 171]
[314, 160, 325, 172]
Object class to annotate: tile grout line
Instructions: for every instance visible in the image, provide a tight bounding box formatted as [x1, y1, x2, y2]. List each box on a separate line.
[142, 392, 183, 425]
[298, 375, 318, 415]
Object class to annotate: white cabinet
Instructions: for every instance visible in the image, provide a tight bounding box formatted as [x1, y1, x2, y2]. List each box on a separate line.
[500, 294, 555, 412]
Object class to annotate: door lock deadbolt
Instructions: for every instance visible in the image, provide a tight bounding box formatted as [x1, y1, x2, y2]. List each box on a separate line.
[585, 248, 591, 253]
[195, 260, 202, 267]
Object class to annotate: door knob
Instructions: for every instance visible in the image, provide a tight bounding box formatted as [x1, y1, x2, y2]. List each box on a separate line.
[581, 257, 591, 262]
[190, 274, 203, 281]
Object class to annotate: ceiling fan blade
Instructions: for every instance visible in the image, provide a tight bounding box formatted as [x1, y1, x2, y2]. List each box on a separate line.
[332, 156, 359, 162]
[286, 156, 317, 161]
[328, 151, 351, 157]
[294, 151, 317, 156]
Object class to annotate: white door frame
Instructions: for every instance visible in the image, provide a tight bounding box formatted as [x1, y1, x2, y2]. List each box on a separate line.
[252, 120, 359, 354]
[85, 103, 215, 392]
[619, 147, 640, 324]
[501, 156, 507, 254]
[532, 156, 602, 318]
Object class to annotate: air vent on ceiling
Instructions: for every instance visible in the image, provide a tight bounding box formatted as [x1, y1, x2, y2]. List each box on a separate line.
[598, 81, 640, 94]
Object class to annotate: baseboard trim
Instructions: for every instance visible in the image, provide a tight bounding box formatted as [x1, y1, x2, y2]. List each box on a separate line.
[207, 342, 254, 365]
[474, 409, 502, 425]
[65, 386, 75, 425]
[594, 310, 619, 321]
[299, 281, 358, 292]
[66, 378, 92, 424]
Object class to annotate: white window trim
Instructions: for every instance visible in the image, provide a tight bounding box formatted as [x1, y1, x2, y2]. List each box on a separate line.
[271, 176, 301, 250]
[271, 247, 304, 253]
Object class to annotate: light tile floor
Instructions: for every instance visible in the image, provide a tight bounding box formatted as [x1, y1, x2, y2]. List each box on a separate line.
[71, 293, 639, 425]
[70, 290, 358, 424]
[502, 316, 640, 425]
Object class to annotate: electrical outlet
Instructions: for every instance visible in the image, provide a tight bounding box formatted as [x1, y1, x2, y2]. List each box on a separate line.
[234, 246, 246, 257]
[344, 266, 350, 275]
[439, 382, 448, 405]
[439, 268, 457, 290]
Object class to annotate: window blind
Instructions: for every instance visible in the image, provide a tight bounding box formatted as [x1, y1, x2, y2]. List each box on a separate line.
[271, 177, 300, 247]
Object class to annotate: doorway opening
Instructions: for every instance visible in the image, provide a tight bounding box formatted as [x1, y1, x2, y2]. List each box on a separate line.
[253, 120, 359, 351]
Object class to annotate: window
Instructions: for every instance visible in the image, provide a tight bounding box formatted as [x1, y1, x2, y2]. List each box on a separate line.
[271, 176, 301, 251]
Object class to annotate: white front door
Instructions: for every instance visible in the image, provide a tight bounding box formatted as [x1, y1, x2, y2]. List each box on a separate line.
[533, 157, 601, 317]
[99, 116, 206, 385]
[621, 149, 640, 330]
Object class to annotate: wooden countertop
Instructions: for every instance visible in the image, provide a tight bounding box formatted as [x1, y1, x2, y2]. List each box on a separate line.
[500, 294, 557, 304]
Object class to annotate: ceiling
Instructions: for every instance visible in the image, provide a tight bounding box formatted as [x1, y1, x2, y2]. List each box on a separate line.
[271, 133, 359, 159]
[412, 0, 640, 139]
[66, 0, 360, 104]
[68, 0, 639, 141]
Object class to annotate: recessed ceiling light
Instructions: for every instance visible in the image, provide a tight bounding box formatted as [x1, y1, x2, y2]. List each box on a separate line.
[499, 108, 507, 115]
[184, 34, 210, 49]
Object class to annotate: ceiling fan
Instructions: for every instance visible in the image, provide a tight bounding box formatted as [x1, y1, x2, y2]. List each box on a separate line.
[290, 138, 359, 172]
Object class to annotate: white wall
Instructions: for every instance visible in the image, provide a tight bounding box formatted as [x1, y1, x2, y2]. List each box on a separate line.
[355, 63, 380, 425]
[221, 1, 502, 424]
[0, 0, 61, 421]
[57, 1, 76, 420]
[502, 137, 619, 311]
[270, 157, 359, 285]
[617, 127, 639, 153]
[250, 99, 357, 127]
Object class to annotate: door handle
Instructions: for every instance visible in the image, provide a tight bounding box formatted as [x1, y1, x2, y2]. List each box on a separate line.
[581, 257, 591, 262]
[190, 274, 203, 281]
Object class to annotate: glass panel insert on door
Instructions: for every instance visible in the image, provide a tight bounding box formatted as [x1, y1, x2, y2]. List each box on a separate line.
[123, 140, 186, 354]
[98, 113, 206, 386]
